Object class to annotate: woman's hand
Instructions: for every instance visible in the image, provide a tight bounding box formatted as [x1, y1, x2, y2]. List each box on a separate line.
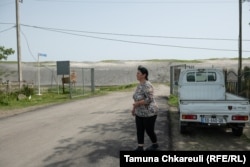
[133, 102, 139, 108]
[131, 108, 135, 116]
[133, 100, 144, 108]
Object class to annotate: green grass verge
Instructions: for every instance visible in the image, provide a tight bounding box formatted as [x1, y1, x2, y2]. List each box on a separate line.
[0, 83, 137, 110]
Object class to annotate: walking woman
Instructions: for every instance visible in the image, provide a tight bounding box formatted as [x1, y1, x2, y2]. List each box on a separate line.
[131, 65, 159, 151]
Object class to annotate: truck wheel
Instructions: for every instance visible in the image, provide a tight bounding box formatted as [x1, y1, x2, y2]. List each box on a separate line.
[232, 127, 243, 136]
[179, 122, 187, 134]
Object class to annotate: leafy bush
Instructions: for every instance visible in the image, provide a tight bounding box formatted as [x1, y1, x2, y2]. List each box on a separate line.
[168, 94, 179, 107]
[0, 91, 17, 106]
[0, 85, 34, 106]
[0, 92, 10, 105]
[20, 85, 34, 96]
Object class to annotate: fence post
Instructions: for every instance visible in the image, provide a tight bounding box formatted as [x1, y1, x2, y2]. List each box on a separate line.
[224, 69, 227, 92]
[91, 68, 95, 93]
[170, 66, 173, 95]
[82, 68, 85, 95]
[6, 80, 10, 93]
[69, 76, 72, 99]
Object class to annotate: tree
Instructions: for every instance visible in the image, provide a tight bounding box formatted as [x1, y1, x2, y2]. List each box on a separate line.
[240, 66, 250, 98]
[0, 46, 15, 60]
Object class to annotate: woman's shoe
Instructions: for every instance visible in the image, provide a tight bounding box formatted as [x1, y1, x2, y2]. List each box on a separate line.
[134, 146, 144, 151]
[145, 143, 159, 151]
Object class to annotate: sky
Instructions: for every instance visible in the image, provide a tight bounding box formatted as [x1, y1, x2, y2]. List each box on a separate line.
[0, 0, 250, 62]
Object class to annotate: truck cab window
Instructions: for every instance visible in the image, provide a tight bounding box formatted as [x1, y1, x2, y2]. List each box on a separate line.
[196, 72, 207, 82]
[207, 72, 216, 81]
[186, 72, 217, 82]
[187, 72, 195, 82]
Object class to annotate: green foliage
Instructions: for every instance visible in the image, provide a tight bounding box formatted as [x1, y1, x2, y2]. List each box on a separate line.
[240, 66, 250, 98]
[168, 94, 179, 107]
[0, 91, 19, 106]
[0, 46, 15, 60]
[0, 83, 137, 110]
[20, 85, 34, 96]
[0, 91, 69, 109]
[243, 66, 250, 80]
[0, 91, 11, 106]
[0, 85, 35, 107]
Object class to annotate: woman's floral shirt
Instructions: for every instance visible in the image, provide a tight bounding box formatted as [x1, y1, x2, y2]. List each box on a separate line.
[133, 81, 158, 117]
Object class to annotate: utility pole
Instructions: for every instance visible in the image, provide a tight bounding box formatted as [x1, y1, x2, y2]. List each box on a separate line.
[15, 0, 22, 89]
[238, 0, 242, 95]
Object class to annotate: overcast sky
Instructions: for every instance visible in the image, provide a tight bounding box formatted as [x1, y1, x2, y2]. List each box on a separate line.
[0, 0, 250, 62]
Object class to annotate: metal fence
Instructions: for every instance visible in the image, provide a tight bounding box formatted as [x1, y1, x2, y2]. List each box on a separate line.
[0, 67, 95, 98]
[58, 67, 95, 98]
[224, 69, 250, 99]
[0, 81, 34, 94]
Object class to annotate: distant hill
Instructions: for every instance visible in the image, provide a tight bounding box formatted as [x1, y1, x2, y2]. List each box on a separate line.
[1, 58, 250, 86]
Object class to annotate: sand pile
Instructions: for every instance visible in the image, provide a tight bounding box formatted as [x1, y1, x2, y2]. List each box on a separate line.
[1, 59, 250, 86]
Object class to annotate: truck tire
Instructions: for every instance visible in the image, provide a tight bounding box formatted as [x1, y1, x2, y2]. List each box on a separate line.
[232, 127, 243, 136]
[179, 122, 187, 134]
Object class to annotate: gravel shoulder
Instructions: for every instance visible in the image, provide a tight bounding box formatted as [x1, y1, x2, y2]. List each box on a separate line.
[0, 104, 54, 119]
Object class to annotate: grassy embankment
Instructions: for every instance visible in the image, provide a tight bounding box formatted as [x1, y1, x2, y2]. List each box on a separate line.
[0, 84, 137, 110]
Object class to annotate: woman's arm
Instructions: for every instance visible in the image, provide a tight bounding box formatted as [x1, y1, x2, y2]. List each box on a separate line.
[143, 84, 154, 104]
[133, 84, 154, 107]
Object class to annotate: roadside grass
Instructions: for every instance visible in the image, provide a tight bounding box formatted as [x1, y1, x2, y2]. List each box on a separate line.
[0, 93, 70, 110]
[0, 83, 137, 110]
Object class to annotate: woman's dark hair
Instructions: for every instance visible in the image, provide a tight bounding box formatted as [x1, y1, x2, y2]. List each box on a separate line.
[138, 65, 149, 80]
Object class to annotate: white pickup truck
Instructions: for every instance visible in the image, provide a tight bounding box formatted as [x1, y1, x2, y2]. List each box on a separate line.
[177, 68, 250, 136]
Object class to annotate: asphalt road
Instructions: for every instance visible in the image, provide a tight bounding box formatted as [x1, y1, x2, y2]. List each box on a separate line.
[0, 84, 170, 167]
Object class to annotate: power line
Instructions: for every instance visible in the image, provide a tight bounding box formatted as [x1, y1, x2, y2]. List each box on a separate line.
[20, 30, 37, 61]
[24, 24, 250, 52]
[21, 30, 55, 72]
[20, 24, 250, 42]
[34, 0, 236, 4]
[2, 23, 250, 41]
[0, 26, 15, 33]
[0, 22, 14, 25]
[1, 23, 249, 53]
